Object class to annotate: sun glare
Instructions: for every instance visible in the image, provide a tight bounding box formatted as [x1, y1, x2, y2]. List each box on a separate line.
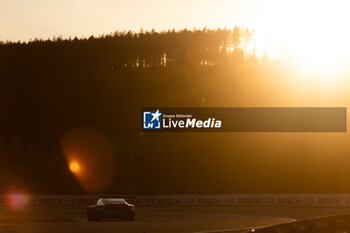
[230, 0, 350, 74]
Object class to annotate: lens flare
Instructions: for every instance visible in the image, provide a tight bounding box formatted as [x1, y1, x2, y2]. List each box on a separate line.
[69, 161, 80, 173]
[61, 128, 117, 193]
[6, 193, 30, 209]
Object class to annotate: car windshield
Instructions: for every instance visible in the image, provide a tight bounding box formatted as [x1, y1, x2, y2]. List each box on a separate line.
[103, 198, 126, 204]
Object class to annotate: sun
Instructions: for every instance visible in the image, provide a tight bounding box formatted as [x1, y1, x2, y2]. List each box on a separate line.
[234, 0, 350, 74]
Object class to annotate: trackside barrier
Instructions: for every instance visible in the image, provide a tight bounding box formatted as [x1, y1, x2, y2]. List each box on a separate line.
[0, 195, 99, 207]
[136, 194, 350, 207]
[242, 214, 350, 233]
[2, 194, 350, 207]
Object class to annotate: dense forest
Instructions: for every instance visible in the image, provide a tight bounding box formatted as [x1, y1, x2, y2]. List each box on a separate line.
[0, 27, 255, 69]
[1, 28, 349, 195]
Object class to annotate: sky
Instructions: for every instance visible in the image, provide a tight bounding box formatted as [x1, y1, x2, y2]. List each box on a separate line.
[2, 0, 349, 42]
[2, 0, 350, 42]
[0, 0, 270, 42]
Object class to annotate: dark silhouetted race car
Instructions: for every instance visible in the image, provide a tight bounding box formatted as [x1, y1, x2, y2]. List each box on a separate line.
[87, 196, 135, 221]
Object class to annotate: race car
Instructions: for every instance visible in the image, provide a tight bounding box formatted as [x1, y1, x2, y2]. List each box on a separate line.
[87, 196, 135, 221]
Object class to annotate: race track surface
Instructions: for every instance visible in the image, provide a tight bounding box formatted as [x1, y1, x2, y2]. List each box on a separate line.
[1, 206, 350, 233]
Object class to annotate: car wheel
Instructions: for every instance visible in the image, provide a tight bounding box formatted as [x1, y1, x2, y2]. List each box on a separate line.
[94, 213, 101, 221]
[87, 210, 94, 221]
[122, 214, 135, 221]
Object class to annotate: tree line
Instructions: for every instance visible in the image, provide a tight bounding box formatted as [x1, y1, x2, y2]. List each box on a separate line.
[0, 27, 256, 71]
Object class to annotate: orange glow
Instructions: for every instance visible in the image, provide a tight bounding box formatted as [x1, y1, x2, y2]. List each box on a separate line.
[61, 128, 117, 193]
[69, 161, 81, 173]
